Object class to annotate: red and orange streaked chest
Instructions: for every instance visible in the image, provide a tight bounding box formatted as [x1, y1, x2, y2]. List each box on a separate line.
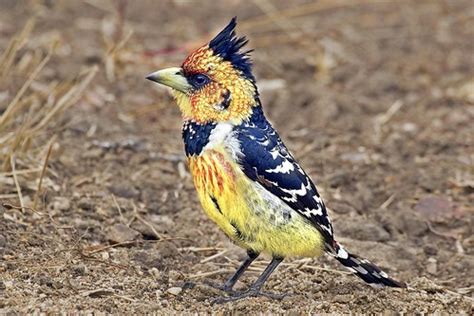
[187, 149, 237, 196]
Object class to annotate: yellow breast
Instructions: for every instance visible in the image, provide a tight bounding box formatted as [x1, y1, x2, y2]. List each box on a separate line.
[188, 148, 248, 246]
[187, 147, 324, 258]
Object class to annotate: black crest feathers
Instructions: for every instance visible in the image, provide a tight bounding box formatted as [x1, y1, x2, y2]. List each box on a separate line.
[209, 17, 254, 80]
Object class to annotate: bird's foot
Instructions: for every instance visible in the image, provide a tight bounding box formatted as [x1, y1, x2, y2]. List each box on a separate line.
[203, 280, 239, 295]
[211, 288, 288, 304]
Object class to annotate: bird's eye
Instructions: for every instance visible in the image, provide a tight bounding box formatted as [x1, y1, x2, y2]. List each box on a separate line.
[191, 74, 210, 88]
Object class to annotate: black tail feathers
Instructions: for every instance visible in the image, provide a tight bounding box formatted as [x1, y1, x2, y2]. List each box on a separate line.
[333, 242, 406, 288]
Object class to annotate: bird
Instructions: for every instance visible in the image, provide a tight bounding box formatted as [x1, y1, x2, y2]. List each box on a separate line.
[146, 17, 405, 303]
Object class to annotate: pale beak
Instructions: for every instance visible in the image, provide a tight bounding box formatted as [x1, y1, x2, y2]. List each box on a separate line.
[146, 67, 192, 93]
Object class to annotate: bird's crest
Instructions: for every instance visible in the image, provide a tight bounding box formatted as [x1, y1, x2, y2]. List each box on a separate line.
[208, 17, 254, 80]
[176, 17, 259, 123]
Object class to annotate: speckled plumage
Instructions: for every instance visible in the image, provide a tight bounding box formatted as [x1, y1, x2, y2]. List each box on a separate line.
[147, 17, 405, 300]
[184, 112, 326, 258]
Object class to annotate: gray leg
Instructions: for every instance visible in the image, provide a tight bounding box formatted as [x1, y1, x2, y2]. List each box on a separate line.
[206, 250, 259, 293]
[222, 250, 259, 291]
[248, 256, 282, 292]
[212, 257, 288, 304]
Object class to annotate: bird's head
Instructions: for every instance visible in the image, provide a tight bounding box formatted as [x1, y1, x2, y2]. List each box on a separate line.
[147, 17, 258, 124]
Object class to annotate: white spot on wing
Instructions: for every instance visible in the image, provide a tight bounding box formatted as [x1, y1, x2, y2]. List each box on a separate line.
[302, 205, 323, 217]
[313, 195, 322, 204]
[265, 159, 295, 174]
[282, 195, 297, 203]
[320, 224, 332, 234]
[313, 205, 323, 216]
[281, 182, 307, 196]
[270, 148, 280, 159]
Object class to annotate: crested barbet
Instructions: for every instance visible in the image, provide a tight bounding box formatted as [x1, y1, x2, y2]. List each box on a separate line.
[146, 17, 405, 303]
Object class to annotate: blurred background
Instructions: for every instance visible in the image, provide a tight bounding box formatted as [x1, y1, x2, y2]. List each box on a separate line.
[0, 0, 472, 313]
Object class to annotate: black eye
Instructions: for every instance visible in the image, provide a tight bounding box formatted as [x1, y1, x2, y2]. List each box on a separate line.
[191, 74, 210, 88]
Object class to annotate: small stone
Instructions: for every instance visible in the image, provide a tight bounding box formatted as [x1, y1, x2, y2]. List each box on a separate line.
[77, 197, 95, 211]
[401, 122, 418, 134]
[149, 267, 161, 278]
[108, 184, 140, 199]
[82, 148, 104, 159]
[427, 257, 437, 275]
[106, 224, 140, 243]
[72, 264, 87, 276]
[131, 215, 174, 239]
[37, 275, 55, 288]
[155, 289, 163, 299]
[168, 270, 181, 283]
[167, 287, 182, 295]
[395, 212, 428, 237]
[181, 281, 195, 290]
[130, 222, 157, 240]
[53, 197, 71, 211]
[156, 241, 179, 259]
[415, 195, 453, 222]
[423, 245, 438, 256]
[133, 251, 163, 270]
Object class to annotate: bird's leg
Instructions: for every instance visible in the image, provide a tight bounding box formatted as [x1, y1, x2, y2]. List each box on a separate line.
[205, 250, 259, 293]
[222, 250, 259, 291]
[212, 257, 288, 304]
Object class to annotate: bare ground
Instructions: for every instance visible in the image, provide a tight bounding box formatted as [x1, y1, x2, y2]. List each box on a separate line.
[0, 0, 473, 313]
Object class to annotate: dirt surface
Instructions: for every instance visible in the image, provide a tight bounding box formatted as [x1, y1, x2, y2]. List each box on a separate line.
[1, 0, 473, 313]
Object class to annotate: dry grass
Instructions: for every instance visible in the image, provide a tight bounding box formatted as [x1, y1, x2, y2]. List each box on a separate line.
[0, 18, 98, 210]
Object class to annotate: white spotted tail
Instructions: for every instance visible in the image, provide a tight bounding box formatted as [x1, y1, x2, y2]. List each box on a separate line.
[333, 241, 406, 288]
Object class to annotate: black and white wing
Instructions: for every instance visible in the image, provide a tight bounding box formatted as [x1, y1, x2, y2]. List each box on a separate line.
[235, 108, 335, 245]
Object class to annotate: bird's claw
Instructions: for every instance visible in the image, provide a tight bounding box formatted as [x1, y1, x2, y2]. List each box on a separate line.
[211, 288, 289, 304]
[203, 280, 239, 295]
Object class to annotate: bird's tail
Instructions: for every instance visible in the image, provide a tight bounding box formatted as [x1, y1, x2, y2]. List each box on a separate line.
[331, 241, 406, 288]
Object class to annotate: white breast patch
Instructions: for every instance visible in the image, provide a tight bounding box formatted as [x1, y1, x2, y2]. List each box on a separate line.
[203, 122, 241, 159]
